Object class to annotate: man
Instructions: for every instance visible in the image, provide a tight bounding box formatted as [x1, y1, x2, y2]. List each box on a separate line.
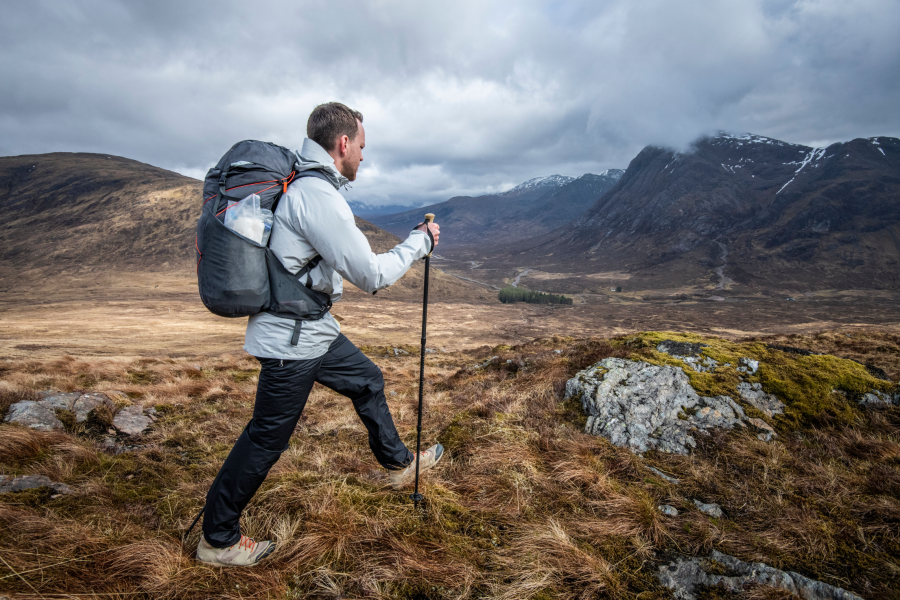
[197, 102, 444, 567]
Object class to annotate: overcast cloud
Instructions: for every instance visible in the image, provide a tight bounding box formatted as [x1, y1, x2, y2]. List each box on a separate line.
[1, 0, 898, 206]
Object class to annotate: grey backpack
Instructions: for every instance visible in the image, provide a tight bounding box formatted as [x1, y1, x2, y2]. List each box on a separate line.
[196, 140, 331, 343]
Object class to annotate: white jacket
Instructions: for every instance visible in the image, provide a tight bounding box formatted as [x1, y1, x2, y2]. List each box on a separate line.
[244, 138, 431, 359]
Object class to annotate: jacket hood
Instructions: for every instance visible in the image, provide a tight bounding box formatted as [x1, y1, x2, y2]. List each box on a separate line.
[294, 138, 349, 189]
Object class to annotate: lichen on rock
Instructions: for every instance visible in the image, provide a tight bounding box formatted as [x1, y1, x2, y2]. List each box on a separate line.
[737, 382, 785, 417]
[658, 549, 864, 600]
[565, 358, 753, 454]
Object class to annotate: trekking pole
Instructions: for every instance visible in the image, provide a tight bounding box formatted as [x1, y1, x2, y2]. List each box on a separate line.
[411, 213, 435, 509]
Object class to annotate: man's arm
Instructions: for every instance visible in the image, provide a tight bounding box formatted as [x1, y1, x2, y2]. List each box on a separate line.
[301, 185, 437, 294]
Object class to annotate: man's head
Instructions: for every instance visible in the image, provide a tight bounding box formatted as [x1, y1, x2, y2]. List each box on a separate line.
[307, 102, 365, 181]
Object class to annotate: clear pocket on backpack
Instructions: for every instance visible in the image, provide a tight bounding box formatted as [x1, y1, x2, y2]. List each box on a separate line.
[223, 193, 274, 246]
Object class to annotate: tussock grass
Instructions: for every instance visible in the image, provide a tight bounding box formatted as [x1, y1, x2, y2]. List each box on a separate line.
[0, 331, 898, 598]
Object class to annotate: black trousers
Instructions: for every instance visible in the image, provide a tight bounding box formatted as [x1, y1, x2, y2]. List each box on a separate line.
[202, 333, 414, 547]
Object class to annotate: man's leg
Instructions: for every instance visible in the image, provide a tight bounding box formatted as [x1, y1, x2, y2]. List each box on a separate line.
[202, 356, 320, 548]
[315, 334, 414, 469]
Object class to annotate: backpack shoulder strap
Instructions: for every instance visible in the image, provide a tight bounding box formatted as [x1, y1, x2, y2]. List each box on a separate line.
[295, 255, 322, 287]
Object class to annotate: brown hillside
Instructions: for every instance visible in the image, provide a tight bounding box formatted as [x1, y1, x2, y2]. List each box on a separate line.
[0, 152, 491, 303]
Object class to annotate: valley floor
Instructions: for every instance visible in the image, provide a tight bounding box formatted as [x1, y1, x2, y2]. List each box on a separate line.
[0, 272, 899, 599]
[2, 271, 900, 360]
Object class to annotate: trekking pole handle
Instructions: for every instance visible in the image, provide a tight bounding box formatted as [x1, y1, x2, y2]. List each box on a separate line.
[424, 213, 435, 257]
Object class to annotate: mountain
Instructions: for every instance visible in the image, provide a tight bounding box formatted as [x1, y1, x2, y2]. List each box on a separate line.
[348, 201, 422, 218]
[367, 171, 623, 249]
[0, 152, 491, 302]
[494, 133, 900, 291]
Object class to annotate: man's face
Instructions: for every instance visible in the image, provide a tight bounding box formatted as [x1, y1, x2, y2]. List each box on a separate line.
[339, 121, 365, 181]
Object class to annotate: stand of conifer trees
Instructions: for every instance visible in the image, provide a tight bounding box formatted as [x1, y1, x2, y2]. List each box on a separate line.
[498, 286, 573, 305]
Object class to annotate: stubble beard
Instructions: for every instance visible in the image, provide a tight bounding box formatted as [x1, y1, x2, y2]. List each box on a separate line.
[339, 161, 358, 182]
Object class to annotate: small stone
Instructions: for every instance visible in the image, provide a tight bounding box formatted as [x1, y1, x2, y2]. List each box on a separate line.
[389, 391, 397, 396]
[737, 382, 785, 417]
[859, 390, 897, 407]
[4, 401, 64, 431]
[748, 417, 777, 441]
[658, 504, 679, 516]
[98, 438, 124, 455]
[648, 467, 681, 484]
[424, 348, 437, 354]
[112, 405, 153, 436]
[475, 356, 499, 369]
[738, 357, 759, 374]
[693, 500, 723, 518]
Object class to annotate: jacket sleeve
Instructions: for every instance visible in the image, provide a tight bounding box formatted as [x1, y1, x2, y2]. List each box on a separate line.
[300, 182, 431, 294]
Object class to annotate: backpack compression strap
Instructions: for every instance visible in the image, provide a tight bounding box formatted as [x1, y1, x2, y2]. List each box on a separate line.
[289, 255, 323, 346]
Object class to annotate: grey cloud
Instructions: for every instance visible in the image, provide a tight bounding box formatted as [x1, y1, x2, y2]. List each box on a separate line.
[1, 0, 898, 207]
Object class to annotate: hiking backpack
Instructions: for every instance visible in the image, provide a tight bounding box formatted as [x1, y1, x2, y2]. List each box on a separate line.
[196, 140, 332, 339]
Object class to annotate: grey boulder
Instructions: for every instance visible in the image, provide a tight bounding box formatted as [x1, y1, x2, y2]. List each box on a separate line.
[112, 405, 153, 436]
[0, 474, 73, 495]
[73, 393, 116, 422]
[38, 391, 81, 411]
[565, 358, 752, 454]
[4, 401, 64, 431]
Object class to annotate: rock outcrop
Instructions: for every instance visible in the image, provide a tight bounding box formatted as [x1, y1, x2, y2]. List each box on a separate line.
[4, 391, 154, 435]
[565, 358, 772, 454]
[859, 389, 900, 406]
[0, 475, 73, 495]
[658, 549, 863, 600]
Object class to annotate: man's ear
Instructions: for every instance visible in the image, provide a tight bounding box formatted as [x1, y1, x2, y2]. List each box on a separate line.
[338, 135, 349, 156]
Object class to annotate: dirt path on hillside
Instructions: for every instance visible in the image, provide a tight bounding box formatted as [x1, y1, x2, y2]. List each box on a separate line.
[714, 241, 734, 290]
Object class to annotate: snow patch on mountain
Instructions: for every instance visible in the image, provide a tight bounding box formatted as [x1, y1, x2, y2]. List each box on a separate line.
[501, 174, 575, 195]
[597, 169, 625, 180]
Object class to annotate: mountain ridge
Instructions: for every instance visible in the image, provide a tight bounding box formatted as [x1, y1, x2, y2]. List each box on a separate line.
[0, 152, 491, 302]
[488, 133, 900, 291]
[367, 170, 624, 248]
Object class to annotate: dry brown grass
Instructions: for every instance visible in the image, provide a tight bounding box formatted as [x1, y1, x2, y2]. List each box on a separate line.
[0, 332, 898, 598]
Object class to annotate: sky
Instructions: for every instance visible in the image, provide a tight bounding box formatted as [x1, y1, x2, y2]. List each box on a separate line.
[1, 0, 898, 207]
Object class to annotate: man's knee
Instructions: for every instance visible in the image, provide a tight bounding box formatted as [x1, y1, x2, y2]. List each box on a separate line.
[365, 366, 385, 394]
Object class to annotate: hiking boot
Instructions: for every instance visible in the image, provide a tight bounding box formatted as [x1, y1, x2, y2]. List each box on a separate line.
[196, 534, 275, 567]
[388, 443, 445, 490]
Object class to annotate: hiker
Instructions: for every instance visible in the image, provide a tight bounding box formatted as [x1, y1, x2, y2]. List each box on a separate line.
[197, 102, 444, 567]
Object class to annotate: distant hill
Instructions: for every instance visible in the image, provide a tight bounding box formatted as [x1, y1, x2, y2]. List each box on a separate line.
[349, 201, 421, 218]
[0, 152, 492, 302]
[367, 171, 623, 249]
[493, 134, 900, 291]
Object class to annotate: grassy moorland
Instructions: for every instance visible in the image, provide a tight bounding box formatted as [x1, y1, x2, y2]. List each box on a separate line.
[0, 330, 898, 599]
